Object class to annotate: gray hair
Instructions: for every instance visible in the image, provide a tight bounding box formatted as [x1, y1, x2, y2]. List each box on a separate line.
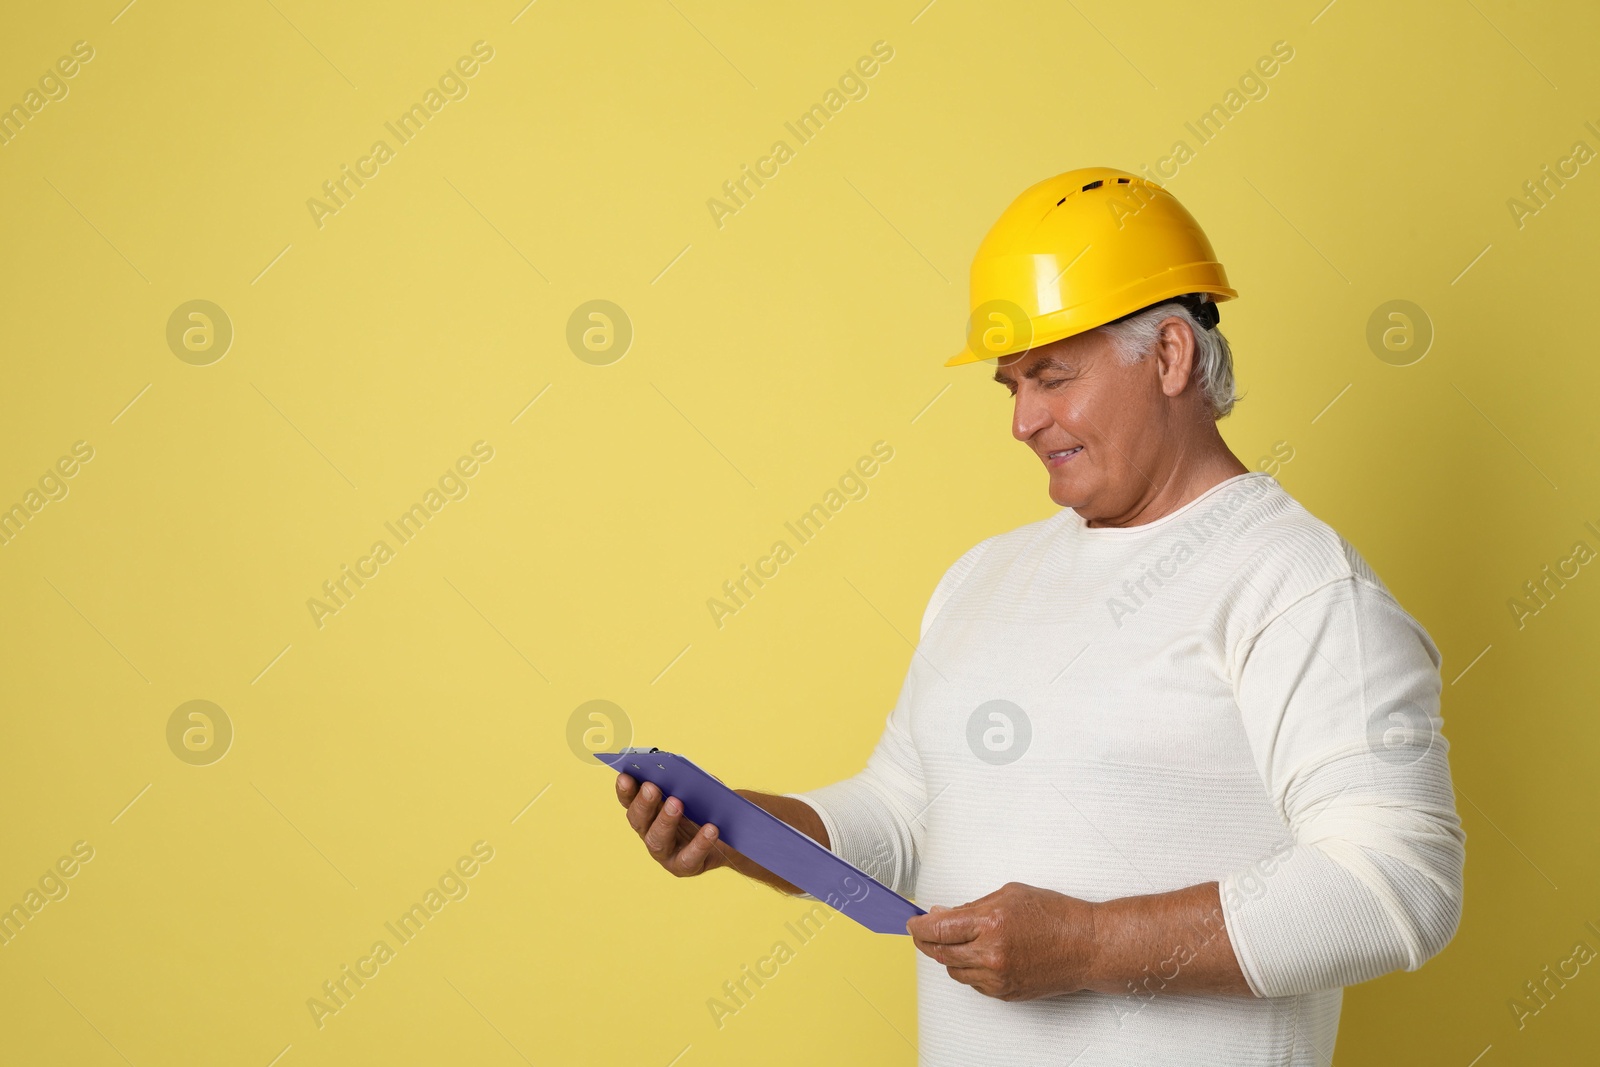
[1095, 298, 1241, 420]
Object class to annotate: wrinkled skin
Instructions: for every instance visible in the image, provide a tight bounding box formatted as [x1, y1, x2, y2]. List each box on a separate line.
[906, 882, 1099, 1001]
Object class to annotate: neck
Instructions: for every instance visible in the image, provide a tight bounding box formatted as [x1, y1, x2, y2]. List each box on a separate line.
[1081, 436, 1249, 529]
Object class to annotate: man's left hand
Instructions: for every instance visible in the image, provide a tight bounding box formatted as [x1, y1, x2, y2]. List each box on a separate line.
[905, 881, 1098, 1001]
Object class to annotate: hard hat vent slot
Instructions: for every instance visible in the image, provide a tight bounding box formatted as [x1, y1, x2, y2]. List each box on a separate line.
[1081, 180, 1103, 191]
[1117, 177, 1130, 183]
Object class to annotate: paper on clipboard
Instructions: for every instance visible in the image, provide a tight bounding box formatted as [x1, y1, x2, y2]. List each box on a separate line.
[597, 747, 925, 935]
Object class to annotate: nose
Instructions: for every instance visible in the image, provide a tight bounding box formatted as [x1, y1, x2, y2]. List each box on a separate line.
[1012, 385, 1052, 442]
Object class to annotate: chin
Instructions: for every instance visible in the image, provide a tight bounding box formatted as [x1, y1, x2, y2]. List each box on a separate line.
[1047, 468, 1081, 503]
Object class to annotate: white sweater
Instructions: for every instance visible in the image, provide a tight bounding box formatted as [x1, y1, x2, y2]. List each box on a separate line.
[784, 472, 1465, 1066]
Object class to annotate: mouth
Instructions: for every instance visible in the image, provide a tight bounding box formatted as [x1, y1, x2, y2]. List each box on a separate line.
[1044, 446, 1083, 468]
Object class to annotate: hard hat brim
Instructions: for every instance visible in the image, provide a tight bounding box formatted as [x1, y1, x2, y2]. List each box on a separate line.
[945, 280, 1237, 368]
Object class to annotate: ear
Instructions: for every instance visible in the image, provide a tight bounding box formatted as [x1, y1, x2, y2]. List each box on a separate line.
[1153, 315, 1198, 399]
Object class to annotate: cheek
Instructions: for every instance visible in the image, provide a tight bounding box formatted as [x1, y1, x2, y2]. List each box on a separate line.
[1069, 381, 1135, 438]
[1047, 393, 1090, 436]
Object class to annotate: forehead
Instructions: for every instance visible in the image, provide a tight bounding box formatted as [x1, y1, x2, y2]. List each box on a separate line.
[993, 340, 1094, 382]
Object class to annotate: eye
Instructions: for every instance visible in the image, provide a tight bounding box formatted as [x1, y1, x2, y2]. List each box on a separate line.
[1041, 378, 1069, 389]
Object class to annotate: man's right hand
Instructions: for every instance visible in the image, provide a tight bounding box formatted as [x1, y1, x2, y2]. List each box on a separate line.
[615, 772, 727, 878]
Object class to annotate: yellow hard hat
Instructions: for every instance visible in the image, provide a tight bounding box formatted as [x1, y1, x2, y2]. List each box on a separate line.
[946, 166, 1237, 367]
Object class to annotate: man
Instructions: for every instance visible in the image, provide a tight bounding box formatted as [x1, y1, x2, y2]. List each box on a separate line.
[614, 166, 1465, 1064]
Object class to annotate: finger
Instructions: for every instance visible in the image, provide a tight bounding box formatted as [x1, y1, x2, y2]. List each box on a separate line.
[925, 937, 988, 968]
[615, 773, 637, 806]
[907, 905, 982, 945]
[906, 904, 949, 933]
[625, 781, 663, 835]
[669, 821, 720, 875]
[909, 932, 984, 967]
[643, 794, 685, 857]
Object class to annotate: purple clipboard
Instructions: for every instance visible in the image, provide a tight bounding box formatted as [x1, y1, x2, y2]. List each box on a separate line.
[596, 747, 925, 935]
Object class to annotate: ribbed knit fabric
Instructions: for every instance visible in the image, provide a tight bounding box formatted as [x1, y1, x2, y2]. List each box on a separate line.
[783, 472, 1466, 1066]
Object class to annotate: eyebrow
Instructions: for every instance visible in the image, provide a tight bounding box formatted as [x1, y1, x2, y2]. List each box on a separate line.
[993, 355, 1075, 386]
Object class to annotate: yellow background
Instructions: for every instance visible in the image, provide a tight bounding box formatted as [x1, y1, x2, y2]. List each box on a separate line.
[1, 0, 1595, 1063]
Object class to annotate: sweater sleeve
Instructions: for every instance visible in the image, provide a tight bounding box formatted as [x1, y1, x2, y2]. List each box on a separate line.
[780, 540, 992, 903]
[1219, 575, 1467, 998]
